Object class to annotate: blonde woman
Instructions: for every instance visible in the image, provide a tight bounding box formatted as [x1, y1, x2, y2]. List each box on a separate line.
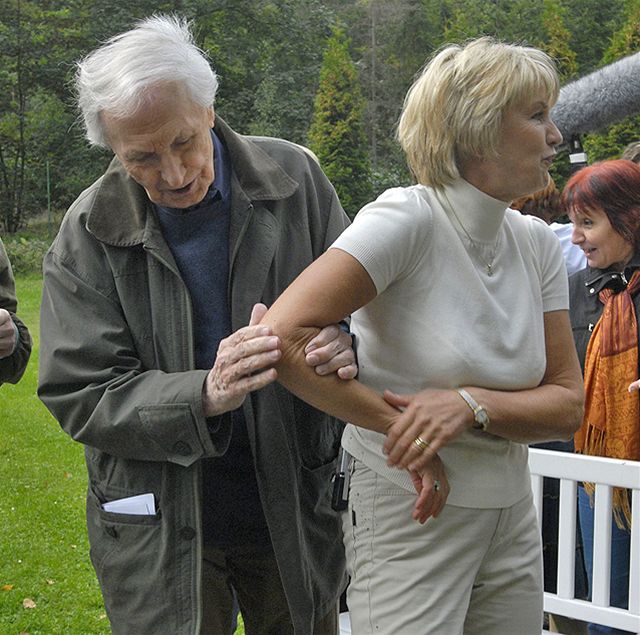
[263, 38, 584, 634]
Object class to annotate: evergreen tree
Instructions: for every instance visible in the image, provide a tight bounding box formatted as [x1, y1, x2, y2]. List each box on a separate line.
[0, 0, 96, 232]
[603, 0, 640, 62]
[584, 0, 640, 162]
[542, 0, 578, 81]
[308, 27, 373, 218]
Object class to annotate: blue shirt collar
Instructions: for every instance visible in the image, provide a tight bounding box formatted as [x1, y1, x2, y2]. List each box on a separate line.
[210, 128, 230, 203]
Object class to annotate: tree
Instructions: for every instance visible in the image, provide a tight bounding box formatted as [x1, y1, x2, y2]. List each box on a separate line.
[604, 0, 640, 61]
[248, 0, 333, 144]
[562, 0, 626, 72]
[541, 0, 578, 81]
[0, 0, 97, 232]
[583, 0, 640, 162]
[362, 0, 441, 190]
[308, 28, 372, 218]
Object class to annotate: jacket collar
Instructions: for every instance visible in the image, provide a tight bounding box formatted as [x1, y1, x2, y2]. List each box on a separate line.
[582, 253, 640, 294]
[86, 117, 299, 247]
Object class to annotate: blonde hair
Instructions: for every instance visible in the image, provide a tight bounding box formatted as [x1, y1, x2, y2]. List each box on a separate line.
[397, 37, 560, 188]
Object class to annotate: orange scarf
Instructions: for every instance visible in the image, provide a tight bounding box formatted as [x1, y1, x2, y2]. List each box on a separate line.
[575, 268, 640, 530]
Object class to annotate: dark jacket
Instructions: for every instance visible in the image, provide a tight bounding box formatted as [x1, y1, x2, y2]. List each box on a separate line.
[569, 255, 640, 372]
[38, 118, 349, 634]
[0, 237, 32, 385]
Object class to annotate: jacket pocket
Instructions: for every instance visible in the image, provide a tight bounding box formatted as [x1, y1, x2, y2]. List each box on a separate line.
[299, 459, 338, 517]
[290, 393, 343, 470]
[86, 486, 173, 634]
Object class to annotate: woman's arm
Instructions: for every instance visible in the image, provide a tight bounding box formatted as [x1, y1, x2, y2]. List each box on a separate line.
[382, 309, 585, 471]
[262, 249, 449, 522]
[261, 247, 398, 433]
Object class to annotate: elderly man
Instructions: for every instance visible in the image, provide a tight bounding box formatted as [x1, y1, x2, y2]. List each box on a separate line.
[38, 15, 353, 635]
[0, 238, 31, 385]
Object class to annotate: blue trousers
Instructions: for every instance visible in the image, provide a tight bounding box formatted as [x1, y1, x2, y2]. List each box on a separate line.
[578, 486, 632, 635]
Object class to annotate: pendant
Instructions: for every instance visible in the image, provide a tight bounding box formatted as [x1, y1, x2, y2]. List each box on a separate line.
[487, 264, 493, 276]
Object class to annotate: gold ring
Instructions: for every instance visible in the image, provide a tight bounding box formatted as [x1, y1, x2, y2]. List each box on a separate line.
[413, 436, 430, 451]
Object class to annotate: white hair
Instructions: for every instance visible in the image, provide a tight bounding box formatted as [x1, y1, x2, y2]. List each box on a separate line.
[76, 14, 218, 148]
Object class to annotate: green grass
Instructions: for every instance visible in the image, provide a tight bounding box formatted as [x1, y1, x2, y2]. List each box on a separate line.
[0, 275, 108, 634]
[0, 275, 245, 634]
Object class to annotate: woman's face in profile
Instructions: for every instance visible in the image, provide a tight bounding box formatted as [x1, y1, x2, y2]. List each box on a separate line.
[465, 94, 562, 202]
[570, 206, 634, 271]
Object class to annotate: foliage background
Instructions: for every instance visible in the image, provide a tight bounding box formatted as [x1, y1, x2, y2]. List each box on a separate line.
[1, 1, 639, 632]
[1, 0, 639, 232]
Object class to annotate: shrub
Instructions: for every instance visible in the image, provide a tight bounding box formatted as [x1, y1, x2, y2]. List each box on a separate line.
[4, 236, 50, 275]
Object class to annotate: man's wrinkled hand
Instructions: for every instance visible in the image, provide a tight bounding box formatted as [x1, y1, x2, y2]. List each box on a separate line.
[203, 304, 281, 416]
[304, 324, 357, 380]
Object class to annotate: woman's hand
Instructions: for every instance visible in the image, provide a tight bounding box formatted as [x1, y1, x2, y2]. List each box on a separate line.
[409, 453, 450, 524]
[383, 388, 472, 471]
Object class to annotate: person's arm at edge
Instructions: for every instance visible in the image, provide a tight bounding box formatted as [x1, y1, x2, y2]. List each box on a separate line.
[0, 239, 32, 384]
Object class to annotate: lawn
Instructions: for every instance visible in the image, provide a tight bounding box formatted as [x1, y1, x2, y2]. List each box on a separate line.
[0, 275, 108, 635]
[0, 275, 245, 634]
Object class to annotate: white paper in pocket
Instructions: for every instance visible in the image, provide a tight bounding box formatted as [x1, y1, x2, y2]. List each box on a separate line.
[101, 493, 156, 516]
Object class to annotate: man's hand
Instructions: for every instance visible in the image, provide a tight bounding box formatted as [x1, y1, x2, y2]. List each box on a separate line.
[304, 324, 357, 380]
[203, 304, 281, 417]
[0, 309, 16, 359]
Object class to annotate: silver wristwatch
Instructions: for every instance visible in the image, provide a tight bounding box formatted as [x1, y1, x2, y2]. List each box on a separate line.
[456, 388, 490, 431]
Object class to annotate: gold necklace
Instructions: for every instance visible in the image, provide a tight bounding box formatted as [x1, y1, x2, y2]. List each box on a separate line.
[440, 190, 500, 277]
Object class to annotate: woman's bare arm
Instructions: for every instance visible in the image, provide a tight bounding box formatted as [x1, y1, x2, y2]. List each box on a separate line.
[261, 247, 398, 433]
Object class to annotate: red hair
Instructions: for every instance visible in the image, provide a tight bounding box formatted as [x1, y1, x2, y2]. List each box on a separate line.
[562, 159, 640, 251]
[511, 177, 561, 224]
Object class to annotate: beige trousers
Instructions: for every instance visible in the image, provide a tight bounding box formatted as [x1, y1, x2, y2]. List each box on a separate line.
[342, 460, 543, 635]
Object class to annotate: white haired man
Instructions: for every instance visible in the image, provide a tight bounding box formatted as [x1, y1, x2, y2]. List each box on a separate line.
[38, 15, 354, 635]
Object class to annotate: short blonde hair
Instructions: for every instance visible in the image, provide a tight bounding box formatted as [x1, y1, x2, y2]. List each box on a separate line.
[397, 37, 559, 188]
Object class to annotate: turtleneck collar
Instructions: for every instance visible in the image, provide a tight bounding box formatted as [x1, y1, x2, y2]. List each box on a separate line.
[437, 178, 509, 244]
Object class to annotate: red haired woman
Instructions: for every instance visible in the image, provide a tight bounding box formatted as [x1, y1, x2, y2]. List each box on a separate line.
[564, 159, 640, 635]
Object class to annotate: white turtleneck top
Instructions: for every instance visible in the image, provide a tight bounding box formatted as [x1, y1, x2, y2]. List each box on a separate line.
[332, 179, 568, 508]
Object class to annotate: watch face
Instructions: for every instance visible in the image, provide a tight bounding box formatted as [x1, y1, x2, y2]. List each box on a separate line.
[474, 407, 489, 429]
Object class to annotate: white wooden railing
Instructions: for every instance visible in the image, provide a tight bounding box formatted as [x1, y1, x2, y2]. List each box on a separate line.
[339, 449, 640, 634]
[530, 448, 640, 634]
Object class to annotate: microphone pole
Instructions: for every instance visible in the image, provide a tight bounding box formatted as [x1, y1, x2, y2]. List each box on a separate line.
[568, 135, 588, 174]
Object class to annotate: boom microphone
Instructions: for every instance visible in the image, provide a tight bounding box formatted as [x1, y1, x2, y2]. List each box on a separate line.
[551, 52, 640, 141]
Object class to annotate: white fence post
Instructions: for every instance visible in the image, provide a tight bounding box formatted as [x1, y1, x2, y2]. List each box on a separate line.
[529, 448, 640, 634]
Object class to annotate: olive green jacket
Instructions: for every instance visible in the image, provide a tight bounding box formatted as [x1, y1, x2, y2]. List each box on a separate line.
[38, 119, 348, 634]
[0, 237, 32, 385]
